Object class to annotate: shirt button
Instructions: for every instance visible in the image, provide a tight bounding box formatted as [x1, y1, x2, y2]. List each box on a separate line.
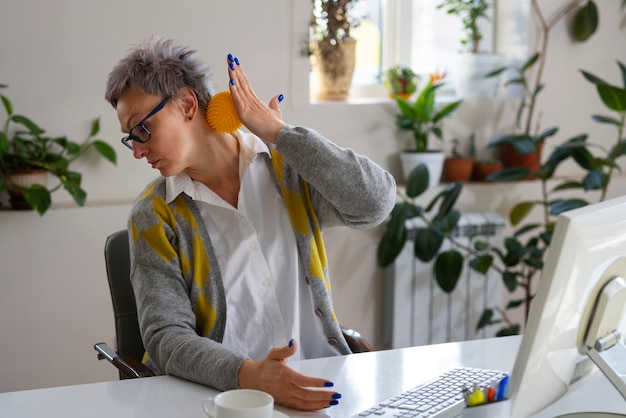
[262, 279, 270, 287]
[273, 315, 280, 323]
[248, 241, 258, 250]
[328, 338, 338, 345]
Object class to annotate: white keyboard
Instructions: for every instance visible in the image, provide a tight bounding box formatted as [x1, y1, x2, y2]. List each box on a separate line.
[354, 367, 507, 418]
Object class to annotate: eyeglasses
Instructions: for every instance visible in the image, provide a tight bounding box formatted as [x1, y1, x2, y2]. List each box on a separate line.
[121, 97, 170, 150]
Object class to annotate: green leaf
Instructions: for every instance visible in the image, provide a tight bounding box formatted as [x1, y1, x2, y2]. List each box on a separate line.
[432, 209, 461, 233]
[510, 201, 535, 226]
[437, 182, 463, 217]
[581, 69, 610, 86]
[488, 167, 532, 182]
[521, 52, 540, 72]
[572, 0, 599, 42]
[414, 227, 444, 262]
[64, 181, 87, 206]
[90, 118, 101, 137]
[1, 94, 13, 116]
[597, 84, 626, 112]
[0, 131, 8, 156]
[582, 170, 605, 190]
[619, 60, 626, 89]
[496, 324, 521, 337]
[406, 163, 429, 198]
[92, 140, 117, 165]
[469, 254, 493, 275]
[550, 199, 588, 216]
[432, 99, 462, 124]
[591, 114, 623, 127]
[434, 250, 463, 293]
[503, 271, 518, 292]
[553, 181, 584, 192]
[22, 185, 52, 216]
[476, 308, 494, 330]
[377, 204, 409, 267]
[514, 223, 541, 237]
[474, 240, 489, 251]
[11, 114, 44, 135]
[506, 299, 524, 309]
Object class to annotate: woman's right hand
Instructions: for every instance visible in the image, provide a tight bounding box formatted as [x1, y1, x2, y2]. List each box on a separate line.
[226, 53, 287, 145]
[237, 339, 341, 411]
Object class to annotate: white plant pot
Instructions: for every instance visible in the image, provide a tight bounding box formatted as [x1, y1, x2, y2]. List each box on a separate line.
[6, 169, 48, 189]
[400, 151, 445, 188]
[450, 53, 507, 99]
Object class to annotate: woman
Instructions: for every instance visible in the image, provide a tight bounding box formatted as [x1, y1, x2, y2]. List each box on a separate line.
[105, 36, 396, 411]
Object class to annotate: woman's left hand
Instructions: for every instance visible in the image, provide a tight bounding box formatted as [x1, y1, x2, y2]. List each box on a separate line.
[227, 54, 286, 144]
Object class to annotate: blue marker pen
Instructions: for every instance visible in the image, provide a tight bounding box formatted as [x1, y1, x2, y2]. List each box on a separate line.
[495, 375, 509, 401]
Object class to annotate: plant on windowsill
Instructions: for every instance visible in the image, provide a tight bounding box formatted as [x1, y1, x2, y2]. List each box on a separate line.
[394, 72, 463, 186]
[436, 0, 505, 98]
[310, 0, 363, 100]
[0, 84, 117, 215]
[384, 66, 418, 100]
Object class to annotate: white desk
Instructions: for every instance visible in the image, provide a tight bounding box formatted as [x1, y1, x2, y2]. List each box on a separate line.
[0, 336, 623, 417]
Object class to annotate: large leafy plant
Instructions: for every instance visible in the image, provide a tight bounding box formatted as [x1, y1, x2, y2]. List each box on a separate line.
[378, 60, 626, 336]
[0, 84, 116, 215]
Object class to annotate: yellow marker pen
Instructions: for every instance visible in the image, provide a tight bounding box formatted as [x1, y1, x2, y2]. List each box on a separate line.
[467, 384, 485, 407]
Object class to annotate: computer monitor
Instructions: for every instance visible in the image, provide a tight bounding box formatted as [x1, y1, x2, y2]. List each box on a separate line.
[509, 195, 626, 418]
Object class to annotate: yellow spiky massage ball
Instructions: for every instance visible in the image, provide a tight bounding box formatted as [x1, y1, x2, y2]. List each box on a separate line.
[205, 91, 243, 133]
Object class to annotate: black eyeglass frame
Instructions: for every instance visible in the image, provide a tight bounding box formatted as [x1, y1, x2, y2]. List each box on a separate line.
[121, 97, 170, 150]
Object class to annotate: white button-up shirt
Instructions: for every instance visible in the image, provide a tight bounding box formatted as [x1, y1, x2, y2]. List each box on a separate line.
[165, 132, 340, 361]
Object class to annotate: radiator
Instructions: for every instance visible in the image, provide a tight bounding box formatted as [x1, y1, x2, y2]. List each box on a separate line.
[382, 212, 505, 348]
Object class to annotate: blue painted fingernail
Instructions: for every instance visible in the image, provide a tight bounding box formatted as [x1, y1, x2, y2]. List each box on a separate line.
[329, 400, 339, 406]
[288, 339, 294, 347]
[278, 94, 284, 103]
[332, 393, 342, 399]
[324, 381, 334, 387]
[228, 53, 234, 62]
[229, 62, 235, 71]
[230, 78, 235, 86]
[234, 57, 240, 65]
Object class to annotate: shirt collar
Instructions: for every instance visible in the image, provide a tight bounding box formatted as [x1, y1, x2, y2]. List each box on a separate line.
[165, 131, 270, 204]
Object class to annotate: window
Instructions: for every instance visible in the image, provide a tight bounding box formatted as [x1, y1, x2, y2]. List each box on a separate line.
[347, 0, 529, 99]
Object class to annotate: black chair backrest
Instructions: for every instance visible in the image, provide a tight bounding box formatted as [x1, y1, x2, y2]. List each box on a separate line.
[104, 230, 145, 363]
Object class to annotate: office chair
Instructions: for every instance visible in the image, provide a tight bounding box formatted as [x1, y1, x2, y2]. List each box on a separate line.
[96, 229, 372, 380]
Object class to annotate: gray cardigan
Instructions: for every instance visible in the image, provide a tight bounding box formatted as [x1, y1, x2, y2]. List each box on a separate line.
[128, 125, 396, 391]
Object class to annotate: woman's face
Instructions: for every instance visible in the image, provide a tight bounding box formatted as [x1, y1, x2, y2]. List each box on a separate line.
[116, 87, 194, 177]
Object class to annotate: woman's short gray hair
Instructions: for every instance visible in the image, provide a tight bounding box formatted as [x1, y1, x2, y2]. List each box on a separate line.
[105, 36, 216, 110]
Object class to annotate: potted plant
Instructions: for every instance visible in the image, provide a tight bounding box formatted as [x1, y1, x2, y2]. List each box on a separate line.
[384, 65, 418, 99]
[0, 84, 116, 215]
[394, 73, 463, 187]
[436, 0, 506, 98]
[485, 1, 600, 174]
[310, 0, 362, 100]
[442, 137, 474, 183]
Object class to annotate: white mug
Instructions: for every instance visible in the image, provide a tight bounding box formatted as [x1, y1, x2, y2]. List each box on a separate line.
[202, 389, 274, 418]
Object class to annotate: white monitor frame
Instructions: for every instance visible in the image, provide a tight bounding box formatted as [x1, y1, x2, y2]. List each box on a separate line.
[509, 196, 626, 418]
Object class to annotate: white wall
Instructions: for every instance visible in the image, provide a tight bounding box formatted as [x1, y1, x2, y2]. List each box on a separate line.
[1, 0, 625, 392]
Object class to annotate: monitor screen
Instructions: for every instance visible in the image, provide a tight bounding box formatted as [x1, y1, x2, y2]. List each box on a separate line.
[509, 195, 626, 418]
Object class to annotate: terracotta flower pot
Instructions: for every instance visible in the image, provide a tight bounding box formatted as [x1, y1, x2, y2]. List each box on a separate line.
[501, 142, 543, 172]
[442, 158, 474, 183]
[472, 161, 503, 182]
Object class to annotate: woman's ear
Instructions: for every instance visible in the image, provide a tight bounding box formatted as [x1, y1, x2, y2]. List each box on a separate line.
[177, 87, 198, 120]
